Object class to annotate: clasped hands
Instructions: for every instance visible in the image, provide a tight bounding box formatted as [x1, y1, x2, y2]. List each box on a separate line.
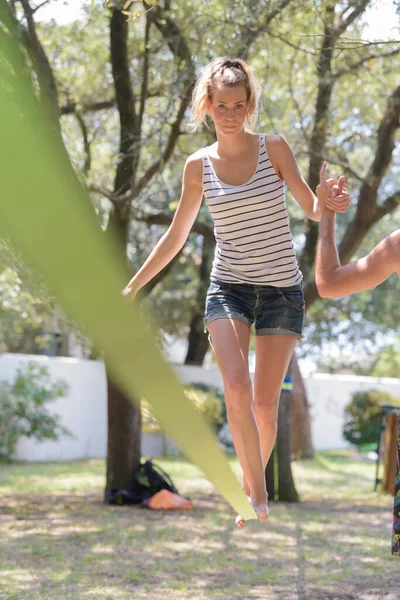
[316, 161, 350, 213]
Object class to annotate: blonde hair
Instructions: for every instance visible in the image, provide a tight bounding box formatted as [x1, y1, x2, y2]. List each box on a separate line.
[189, 57, 261, 132]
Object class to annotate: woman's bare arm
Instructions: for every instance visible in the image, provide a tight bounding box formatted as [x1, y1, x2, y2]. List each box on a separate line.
[266, 135, 350, 221]
[122, 152, 204, 297]
[316, 164, 400, 298]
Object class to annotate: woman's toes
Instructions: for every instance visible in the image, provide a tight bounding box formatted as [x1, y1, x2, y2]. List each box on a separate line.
[251, 500, 269, 521]
[257, 505, 269, 521]
[235, 515, 245, 528]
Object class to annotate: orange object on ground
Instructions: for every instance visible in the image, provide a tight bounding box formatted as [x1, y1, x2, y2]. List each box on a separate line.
[147, 489, 193, 510]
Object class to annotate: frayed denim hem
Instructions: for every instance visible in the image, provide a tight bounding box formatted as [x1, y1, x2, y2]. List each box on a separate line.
[203, 312, 252, 334]
[256, 326, 303, 340]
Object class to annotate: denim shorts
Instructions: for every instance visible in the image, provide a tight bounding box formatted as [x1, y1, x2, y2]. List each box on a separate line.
[204, 279, 305, 338]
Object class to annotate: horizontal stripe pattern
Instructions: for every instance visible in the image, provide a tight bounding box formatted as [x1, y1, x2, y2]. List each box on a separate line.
[203, 134, 302, 286]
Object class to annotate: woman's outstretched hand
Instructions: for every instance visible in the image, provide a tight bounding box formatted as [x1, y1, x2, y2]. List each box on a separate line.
[316, 161, 350, 213]
[122, 283, 137, 299]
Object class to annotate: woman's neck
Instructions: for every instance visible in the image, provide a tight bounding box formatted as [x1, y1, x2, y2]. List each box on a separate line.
[215, 129, 256, 158]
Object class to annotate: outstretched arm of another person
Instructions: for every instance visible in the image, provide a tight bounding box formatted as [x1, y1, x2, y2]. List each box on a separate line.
[316, 164, 400, 298]
[122, 153, 204, 298]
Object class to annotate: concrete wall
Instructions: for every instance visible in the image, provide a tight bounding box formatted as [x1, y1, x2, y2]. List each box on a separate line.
[0, 354, 107, 461]
[1, 354, 399, 461]
[305, 373, 400, 451]
[156, 365, 400, 453]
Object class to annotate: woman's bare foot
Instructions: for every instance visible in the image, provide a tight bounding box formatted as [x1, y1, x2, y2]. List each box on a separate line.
[251, 496, 269, 521]
[235, 514, 246, 528]
[235, 492, 269, 528]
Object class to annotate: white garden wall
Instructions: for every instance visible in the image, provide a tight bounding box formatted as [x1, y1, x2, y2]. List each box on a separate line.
[0, 354, 107, 461]
[305, 373, 400, 450]
[173, 366, 400, 452]
[1, 353, 399, 461]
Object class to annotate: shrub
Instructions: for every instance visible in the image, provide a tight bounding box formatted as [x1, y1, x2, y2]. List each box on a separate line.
[0, 362, 69, 461]
[183, 385, 224, 431]
[343, 389, 400, 448]
[141, 382, 225, 434]
[141, 399, 161, 434]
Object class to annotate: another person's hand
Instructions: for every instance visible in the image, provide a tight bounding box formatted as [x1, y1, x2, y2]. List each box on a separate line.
[316, 161, 350, 213]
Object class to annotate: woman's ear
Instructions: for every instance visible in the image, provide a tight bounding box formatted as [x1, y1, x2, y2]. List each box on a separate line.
[206, 97, 212, 115]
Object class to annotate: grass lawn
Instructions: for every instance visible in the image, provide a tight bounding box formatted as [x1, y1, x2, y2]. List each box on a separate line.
[0, 451, 398, 600]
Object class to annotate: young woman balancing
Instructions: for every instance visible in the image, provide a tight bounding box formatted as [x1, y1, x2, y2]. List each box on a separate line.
[123, 58, 350, 528]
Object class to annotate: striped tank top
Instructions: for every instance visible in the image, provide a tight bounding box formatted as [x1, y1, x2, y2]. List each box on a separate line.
[202, 133, 302, 287]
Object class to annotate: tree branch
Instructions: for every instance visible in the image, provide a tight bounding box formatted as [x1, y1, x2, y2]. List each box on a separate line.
[334, 0, 370, 38]
[75, 111, 91, 176]
[236, 0, 294, 59]
[129, 2, 196, 200]
[288, 57, 310, 145]
[19, 0, 60, 121]
[89, 184, 120, 203]
[333, 47, 400, 79]
[143, 0, 194, 79]
[138, 10, 151, 134]
[372, 190, 400, 223]
[60, 89, 167, 116]
[264, 28, 316, 57]
[337, 84, 400, 263]
[110, 7, 137, 214]
[325, 151, 364, 182]
[300, 3, 336, 279]
[60, 99, 115, 115]
[132, 91, 190, 198]
[332, 36, 400, 49]
[32, 0, 52, 14]
[134, 211, 214, 242]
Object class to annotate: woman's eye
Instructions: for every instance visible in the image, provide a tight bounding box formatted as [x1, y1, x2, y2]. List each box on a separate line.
[218, 105, 226, 110]
[235, 105, 244, 110]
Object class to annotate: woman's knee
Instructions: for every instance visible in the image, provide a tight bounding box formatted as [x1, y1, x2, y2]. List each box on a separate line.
[253, 395, 279, 426]
[224, 376, 252, 414]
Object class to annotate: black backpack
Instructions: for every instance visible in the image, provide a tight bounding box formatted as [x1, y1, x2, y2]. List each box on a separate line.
[106, 487, 149, 505]
[134, 459, 179, 495]
[106, 459, 178, 505]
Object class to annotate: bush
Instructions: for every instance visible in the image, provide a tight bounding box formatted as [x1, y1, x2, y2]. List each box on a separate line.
[343, 389, 400, 448]
[183, 384, 224, 431]
[0, 362, 69, 461]
[141, 382, 225, 434]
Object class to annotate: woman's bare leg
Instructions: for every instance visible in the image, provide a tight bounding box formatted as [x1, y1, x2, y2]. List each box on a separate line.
[242, 335, 298, 497]
[207, 318, 267, 527]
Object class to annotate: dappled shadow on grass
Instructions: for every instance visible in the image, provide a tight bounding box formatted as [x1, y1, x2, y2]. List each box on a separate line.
[0, 459, 105, 495]
[294, 453, 373, 482]
[290, 452, 385, 512]
[0, 454, 399, 600]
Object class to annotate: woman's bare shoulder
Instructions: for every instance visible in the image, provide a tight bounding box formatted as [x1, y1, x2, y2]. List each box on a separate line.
[186, 148, 204, 165]
[264, 133, 283, 144]
[264, 133, 290, 151]
[183, 149, 204, 184]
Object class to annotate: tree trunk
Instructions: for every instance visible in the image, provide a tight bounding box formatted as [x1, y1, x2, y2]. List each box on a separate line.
[265, 387, 299, 502]
[277, 390, 299, 502]
[184, 237, 214, 365]
[104, 4, 197, 498]
[290, 354, 315, 459]
[104, 374, 142, 499]
[185, 315, 210, 365]
[103, 9, 143, 500]
[265, 448, 276, 501]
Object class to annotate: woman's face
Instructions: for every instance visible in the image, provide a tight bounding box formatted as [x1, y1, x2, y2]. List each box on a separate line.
[207, 83, 248, 136]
